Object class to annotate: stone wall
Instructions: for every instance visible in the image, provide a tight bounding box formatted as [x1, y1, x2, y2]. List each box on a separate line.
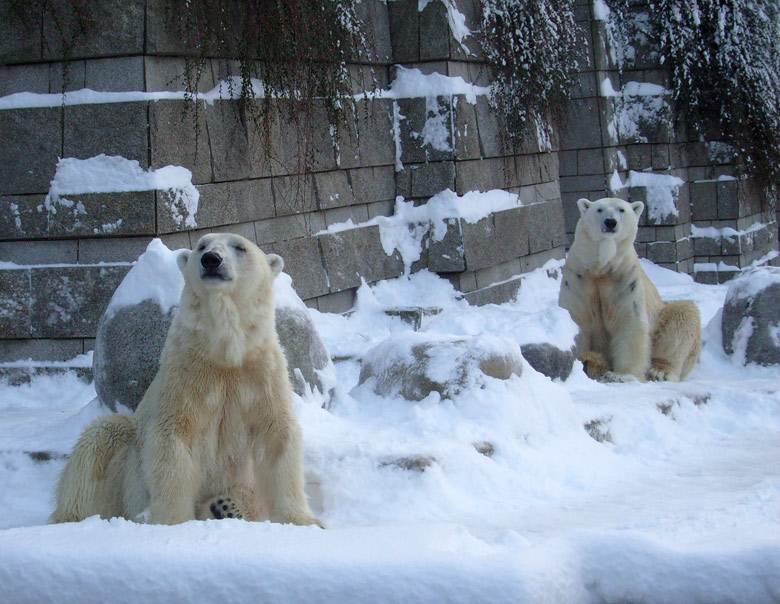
[560, 0, 778, 282]
[0, 0, 566, 369]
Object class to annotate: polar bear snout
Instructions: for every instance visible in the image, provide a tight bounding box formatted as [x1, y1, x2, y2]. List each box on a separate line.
[602, 217, 618, 233]
[200, 250, 232, 281]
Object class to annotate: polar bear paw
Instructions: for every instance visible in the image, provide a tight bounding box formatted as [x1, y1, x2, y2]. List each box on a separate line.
[600, 371, 638, 383]
[208, 497, 243, 520]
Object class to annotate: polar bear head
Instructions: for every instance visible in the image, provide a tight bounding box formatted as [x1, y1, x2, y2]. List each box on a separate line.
[577, 197, 644, 243]
[575, 197, 644, 268]
[177, 233, 284, 298]
[174, 233, 285, 365]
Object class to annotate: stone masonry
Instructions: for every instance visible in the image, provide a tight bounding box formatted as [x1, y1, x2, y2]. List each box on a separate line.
[0, 0, 566, 371]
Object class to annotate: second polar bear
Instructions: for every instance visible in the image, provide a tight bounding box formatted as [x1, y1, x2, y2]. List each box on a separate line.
[51, 233, 322, 527]
[559, 197, 701, 382]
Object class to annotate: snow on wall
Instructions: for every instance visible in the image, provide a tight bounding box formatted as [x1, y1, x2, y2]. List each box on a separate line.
[44, 155, 200, 229]
[610, 170, 684, 222]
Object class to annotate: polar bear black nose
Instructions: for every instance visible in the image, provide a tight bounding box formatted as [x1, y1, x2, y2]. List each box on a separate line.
[201, 251, 222, 269]
[603, 218, 617, 231]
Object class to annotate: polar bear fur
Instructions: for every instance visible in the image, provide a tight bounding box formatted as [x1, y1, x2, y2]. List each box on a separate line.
[51, 233, 322, 527]
[559, 197, 701, 382]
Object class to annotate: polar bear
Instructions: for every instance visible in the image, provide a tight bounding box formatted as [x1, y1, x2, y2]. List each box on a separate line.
[558, 197, 701, 382]
[51, 233, 323, 527]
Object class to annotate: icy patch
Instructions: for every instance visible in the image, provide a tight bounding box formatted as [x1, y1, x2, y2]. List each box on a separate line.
[611, 170, 684, 222]
[44, 155, 200, 228]
[383, 67, 489, 105]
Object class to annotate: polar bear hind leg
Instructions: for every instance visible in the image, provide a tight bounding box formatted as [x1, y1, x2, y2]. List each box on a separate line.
[649, 300, 702, 382]
[50, 414, 135, 523]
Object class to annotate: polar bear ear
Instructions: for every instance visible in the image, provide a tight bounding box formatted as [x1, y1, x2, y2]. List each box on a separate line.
[631, 201, 645, 217]
[577, 198, 593, 216]
[267, 253, 284, 276]
[176, 249, 191, 274]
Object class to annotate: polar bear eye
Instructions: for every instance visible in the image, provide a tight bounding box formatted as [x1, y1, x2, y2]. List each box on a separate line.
[597, 208, 603, 213]
[234, 245, 247, 253]
[197, 244, 206, 252]
[619, 208, 625, 213]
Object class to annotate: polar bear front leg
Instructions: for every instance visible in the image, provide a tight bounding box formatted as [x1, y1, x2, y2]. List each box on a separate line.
[255, 427, 324, 528]
[146, 435, 200, 525]
[608, 319, 651, 382]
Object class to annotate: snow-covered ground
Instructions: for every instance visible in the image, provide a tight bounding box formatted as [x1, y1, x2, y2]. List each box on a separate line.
[0, 260, 778, 604]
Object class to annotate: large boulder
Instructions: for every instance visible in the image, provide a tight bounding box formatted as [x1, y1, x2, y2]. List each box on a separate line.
[93, 239, 336, 411]
[357, 332, 523, 401]
[721, 266, 780, 366]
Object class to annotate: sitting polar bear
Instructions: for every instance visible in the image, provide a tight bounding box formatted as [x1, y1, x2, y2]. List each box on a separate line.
[559, 197, 701, 382]
[51, 233, 323, 527]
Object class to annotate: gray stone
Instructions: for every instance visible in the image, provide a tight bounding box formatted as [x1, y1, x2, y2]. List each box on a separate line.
[45, 191, 156, 238]
[358, 333, 523, 402]
[0, 240, 78, 265]
[150, 100, 213, 185]
[721, 267, 780, 366]
[419, 0, 450, 60]
[0, 338, 84, 363]
[203, 100, 253, 182]
[30, 265, 131, 339]
[387, 0, 419, 62]
[410, 161, 456, 199]
[354, 0, 393, 63]
[93, 274, 336, 411]
[463, 276, 524, 307]
[318, 225, 405, 292]
[429, 218, 466, 273]
[380, 455, 436, 472]
[0, 269, 31, 338]
[268, 237, 328, 301]
[0, 3, 42, 63]
[384, 307, 443, 331]
[0, 63, 49, 96]
[85, 57, 144, 92]
[350, 166, 396, 205]
[272, 174, 318, 217]
[64, 103, 149, 168]
[315, 171, 355, 210]
[454, 100, 481, 160]
[276, 305, 335, 399]
[0, 108, 61, 196]
[94, 299, 175, 411]
[520, 343, 575, 381]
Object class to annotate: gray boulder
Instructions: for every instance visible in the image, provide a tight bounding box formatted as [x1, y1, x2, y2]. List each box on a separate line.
[520, 342, 575, 381]
[721, 266, 780, 366]
[93, 240, 335, 411]
[357, 332, 523, 402]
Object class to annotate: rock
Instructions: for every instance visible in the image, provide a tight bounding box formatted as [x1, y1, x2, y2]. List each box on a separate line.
[379, 455, 436, 472]
[721, 266, 780, 366]
[357, 332, 523, 402]
[93, 239, 336, 411]
[520, 342, 575, 380]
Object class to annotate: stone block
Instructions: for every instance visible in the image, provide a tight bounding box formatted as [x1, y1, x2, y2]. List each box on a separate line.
[268, 237, 328, 300]
[41, 0, 145, 60]
[79, 237, 153, 264]
[203, 100, 253, 182]
[456, 157, 515, 194]
[350, 166, 396, 204]
[463, 277, 523, 307]
[64, 102, 149, 168]
[454, 100, 481, 160]
[577, 148, 604, 175]
[312, 289, 356, 314]
[0, 269, 31, 338]
[150, 100, 213, 185]
[273, 174, 317, 217]
[0, 3, 42, 62]
[315, 171, 355, 210]
[396, 96, 455, 165]
[353, 0, 393, 63]
[30, 265, 130, 338]
[169, 179, 274, 232]
[646, 241, 676, 264]
[521, 343, 574, 381]
[652, 144, 671, 170]
[690, 181, 717, 221]
[323, 205, 369, 228]
[626, 144, 652, 171]
[410, 161, 456, 199]
[716, 180, 739, 220]
[561, 98, 602, 149]
[559, 150, 578, 177]
[387, 0, 419, 62]
[461, 216, 502, 272]
[84, 56, 144, 92]
[340, 99, 395, 169]
[0, 240, 77, 265]
[272, 100, 337, 175]
[0, 338, 84, 363]
[560, 174, 606, 194]
[319, 225, 404, 292]
[0, 108, 62, 195]
[419, 0, 450, 60]
[49, 61, 86, 93]
[255, 213, 323, 246]
[0, 194, 48, 240]
[495, 206, 531, 258]
[46, 191, 156, 238]
[474, 97, 512, 159]
[429, 218, 466, 273]
[0, 63, 49, 96]
[525, 202, 556, 254]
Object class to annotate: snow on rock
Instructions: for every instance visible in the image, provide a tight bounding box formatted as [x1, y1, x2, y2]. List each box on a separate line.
[610, 169, 684, 222]
[45, 154, 200, 229]
[721, 266, 780, 366]
[2, 260, 780, 603]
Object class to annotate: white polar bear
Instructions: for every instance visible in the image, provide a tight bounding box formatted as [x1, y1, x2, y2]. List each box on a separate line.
[51, 233, 323, 527]
[558, 197, 701, 382]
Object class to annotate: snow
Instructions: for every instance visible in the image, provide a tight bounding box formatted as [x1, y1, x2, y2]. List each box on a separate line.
[1, 255, 779, 603]
[611, 170, 684, 222]
[45, 155, 200, 229]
